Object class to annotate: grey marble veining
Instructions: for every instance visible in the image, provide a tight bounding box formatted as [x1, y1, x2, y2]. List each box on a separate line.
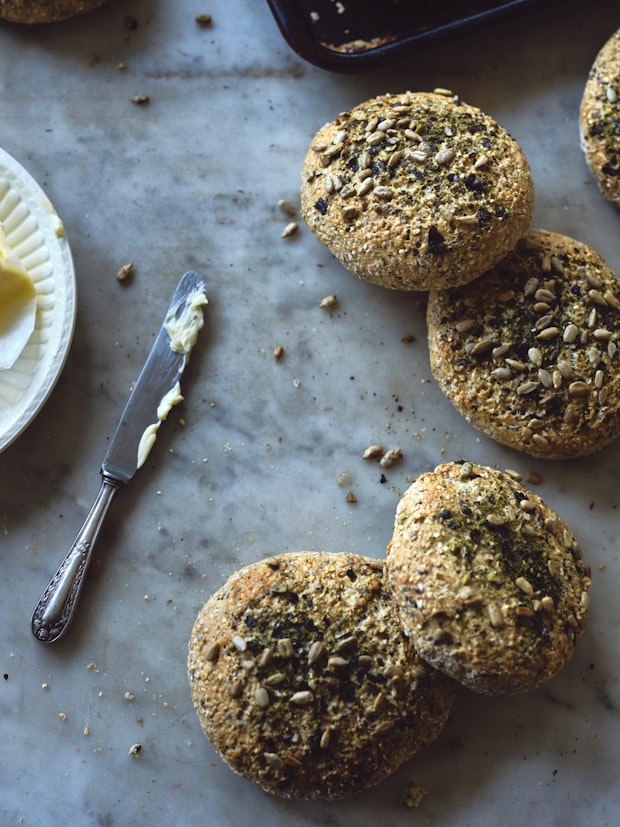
[1, 0, 620, 824]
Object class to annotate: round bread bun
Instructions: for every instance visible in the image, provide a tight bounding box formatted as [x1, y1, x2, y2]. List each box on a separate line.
[0, 0, 107, 23]
[300, 90, 534, 291]
[580, 27, 620, 207]
[427, 228, 620, 459]
[386, 462, 591, 696]
[188, 551, 456, 800]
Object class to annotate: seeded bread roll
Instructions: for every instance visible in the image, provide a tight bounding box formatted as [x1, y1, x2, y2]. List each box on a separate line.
[188, 551, 456, 800]
[580, 28, 620, 206]
[300, 90, 534, 291]
[427, 228, 620, 459]
[0, 0, 106, 22]
[386, 462, 591, 695]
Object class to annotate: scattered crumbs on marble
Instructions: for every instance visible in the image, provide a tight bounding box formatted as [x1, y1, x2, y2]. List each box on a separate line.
[401, 333, 416, 343]
[42, 682, 49, 691]
[58, 712, 67, 721]
[281, 221, 299, 238]
[84, 54, 100, 67]
[195, 13, 213, 26]
[362, 444, 383, 460]
[399, 781, 427, 808]
[278, 198, 296, 217]
[115, 262, 134, 283]
[130, 94, 150, 105]
[84, 726, 90, 736]
[525, 471, 542, 485]
[379, 447, 403, 468]
[345, 490, 357, 503]
[87, 661, 100, 672]
[117, 62, 127, 71]
[273, 344, 285, 361]
[129, 743, 142, 757]
[337, 471, 353, 487]
[320, 294, 338, 309]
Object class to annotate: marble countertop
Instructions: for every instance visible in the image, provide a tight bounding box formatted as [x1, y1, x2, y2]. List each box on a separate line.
[1, 0, 620, 824]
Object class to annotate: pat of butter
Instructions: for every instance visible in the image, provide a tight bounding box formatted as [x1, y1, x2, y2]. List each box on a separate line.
[136, 284, 208, 469]
[0, 228, 37, 371]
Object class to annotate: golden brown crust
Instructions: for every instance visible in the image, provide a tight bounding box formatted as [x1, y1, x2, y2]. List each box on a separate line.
[386, 462, 591, 695]
[188, 551, 456, 800]
[580, 28, 620, 206]
[300, 91, 534, 291]
[0, 0, 106, 23]
[427, 229, 620, 459]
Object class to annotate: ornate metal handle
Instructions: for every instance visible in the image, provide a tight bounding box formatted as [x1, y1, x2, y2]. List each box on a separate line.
[31, 476, 122, 644]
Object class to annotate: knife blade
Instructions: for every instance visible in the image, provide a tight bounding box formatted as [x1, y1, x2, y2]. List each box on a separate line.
[31, 271, 207, 644]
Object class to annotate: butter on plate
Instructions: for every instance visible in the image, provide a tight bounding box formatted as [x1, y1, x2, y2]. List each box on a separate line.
[0, 226, 37, 370]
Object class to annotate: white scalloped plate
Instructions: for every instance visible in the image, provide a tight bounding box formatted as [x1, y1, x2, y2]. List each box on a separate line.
[0, 147, 76, 453]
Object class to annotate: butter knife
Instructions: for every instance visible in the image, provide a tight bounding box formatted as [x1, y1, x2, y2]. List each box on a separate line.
[31, 271, 207, 644]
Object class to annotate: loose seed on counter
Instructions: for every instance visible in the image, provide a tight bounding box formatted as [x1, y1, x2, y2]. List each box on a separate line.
[281, 221, 299, 238]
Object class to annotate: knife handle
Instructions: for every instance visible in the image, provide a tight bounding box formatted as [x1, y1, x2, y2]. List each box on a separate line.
[31, 476, 122, 644]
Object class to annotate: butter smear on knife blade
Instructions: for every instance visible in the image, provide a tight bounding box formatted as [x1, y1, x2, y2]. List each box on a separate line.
[136, 287, 207, 469]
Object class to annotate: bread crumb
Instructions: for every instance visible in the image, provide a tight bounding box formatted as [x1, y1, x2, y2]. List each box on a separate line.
[319, 294, 337, 309]
[273, 345, 285, 361]
[129, 743, 142, 757]
[195, 13, 212, 26]
[379, 447, 403, 468]
[399, 781, 427, 807]
[116, 262, 134, 282]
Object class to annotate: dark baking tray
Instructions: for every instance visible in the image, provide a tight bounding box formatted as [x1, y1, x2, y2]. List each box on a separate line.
[267, 0, 547, 72]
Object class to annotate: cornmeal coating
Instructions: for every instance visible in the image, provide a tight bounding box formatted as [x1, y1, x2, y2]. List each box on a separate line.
[300, 91, 534, 291]
[188, 551, 456, 800]
[386, 462, 591, 695]
[0, 0, 107, 22]
[427, 229, 620, 459]
[580, 27, 620, 206]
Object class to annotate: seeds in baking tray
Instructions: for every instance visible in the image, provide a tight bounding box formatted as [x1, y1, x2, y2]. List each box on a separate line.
[204, 641, 220, 662]
[277, 638, 294, 658]
[517, 380, 539, 395]
[588, 289, 607, 306]
[515, 576, 535, 595]
[568, 381, 589, 396]
[281, 221, 298, 238]
[470, 337, 495, 355]
[307, 640, 327, 666]
[290, 690, 314, 706]
[537, 326, 559, 340]
[232, 635, 247, 652]
[516, 606, 534, 619]
[528, 347, 543, 367]
[255, 687, 270, 708]
[487, 602, 504, 628]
